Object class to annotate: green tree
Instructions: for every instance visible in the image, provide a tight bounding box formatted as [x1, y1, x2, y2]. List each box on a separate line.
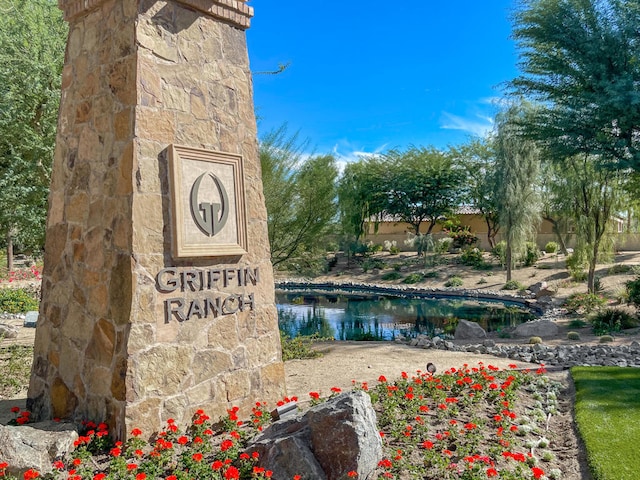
[337, 156, 388, 243]
[493, 105, 542, 281]
[546, 154, 623, 292]
[511, 0, 640, 170]
[0, 0, 67, 269]
[260, 126, 338, 266]
[451, 139, 501, 248]
[382, 146, 467, 235]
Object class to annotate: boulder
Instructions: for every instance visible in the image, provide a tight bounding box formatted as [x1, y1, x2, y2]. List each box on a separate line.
[247, 391, 382, 480]
[0, 421, 78, 476]
[0, 323, 18, 339]
[513, 319, 559, 338]
[528, 281, 548, 295]
[454, 319, 487, 340]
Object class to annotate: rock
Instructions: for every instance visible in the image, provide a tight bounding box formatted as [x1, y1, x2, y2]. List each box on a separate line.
[482, 339, 496, 348]
[513, 320, 559, 338]
[454, 319, 487, 340]
[248, 391, 382, 480]
[528, 281, 548, 295]
[0, 421, 78, 476]
[23, 311, 38, 328]
[0, 323, 18, 339]
[432, 336, 443, 346]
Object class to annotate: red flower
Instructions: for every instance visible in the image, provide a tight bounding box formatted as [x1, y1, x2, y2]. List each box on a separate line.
[23, 469, 40, 480]
[53, 461, 64, 470]
[10, 406, 20, 413]
[486, 467, 498, 477]
[221, 439, 234, 451]
[224, 466, 240, 479]
[130, 428, 142, 437]
[110, 447, 121, 457]
[135, 474, 146, 480]
[93, 474, 107, 480]
[309, 391, 320, 400]
[422, 441, 434, 449]
[212, 460, 224, 470]
[532, 467, 545, 479]
[330, 386, 342, 393]
[378, 375, 387, 383]
[126, 463, 138, 471]
[177, 436, 188, 445]
[348, 471, 358, 477]
[192, 453, 203, 462]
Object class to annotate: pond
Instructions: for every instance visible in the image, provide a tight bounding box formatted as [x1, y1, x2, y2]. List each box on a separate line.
[276, 290, 536, 341]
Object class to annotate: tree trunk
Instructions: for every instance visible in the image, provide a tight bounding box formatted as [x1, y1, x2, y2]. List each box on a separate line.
[587, 240, 599, 294]
[6, 231, 13, 272]
[505, 240, 512, 282]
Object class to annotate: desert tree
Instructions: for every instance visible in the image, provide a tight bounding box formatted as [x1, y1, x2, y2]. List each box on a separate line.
[0, 0, 66, 269]
[493, 105, 542, 281]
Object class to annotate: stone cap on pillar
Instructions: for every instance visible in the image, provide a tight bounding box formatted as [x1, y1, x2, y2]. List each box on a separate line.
[58, 0, 254, 29]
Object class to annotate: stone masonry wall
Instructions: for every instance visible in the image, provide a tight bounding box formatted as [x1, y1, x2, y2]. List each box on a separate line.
[29, 0, 285, 439]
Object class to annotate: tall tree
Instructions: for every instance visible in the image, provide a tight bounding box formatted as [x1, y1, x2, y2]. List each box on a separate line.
[0, 0, 67, 269]
[451, 139, 501, 248]
[382, 147, 467, 234]
[493, 106, 542, 281]
[511, 0, 640, 170]
[260, 126, 338, 266]
[545, 154, 624, 292]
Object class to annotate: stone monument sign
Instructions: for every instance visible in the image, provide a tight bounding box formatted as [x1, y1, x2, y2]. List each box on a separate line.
[28, 0, 285, 439]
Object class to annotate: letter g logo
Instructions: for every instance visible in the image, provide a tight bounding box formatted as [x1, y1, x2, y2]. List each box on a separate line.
[190, 172, 229, 236]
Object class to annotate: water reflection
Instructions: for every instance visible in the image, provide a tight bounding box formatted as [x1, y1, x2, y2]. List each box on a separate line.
[276, 292, 535, 341]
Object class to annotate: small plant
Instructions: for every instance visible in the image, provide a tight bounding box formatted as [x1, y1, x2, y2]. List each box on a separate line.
[444, 276, 463, 287]
[599, 335, 614, 343]
[423, 270, 439, 278]
[442, 220, 478, 249]
[544, 241, 559, 254]
[590, 308, 638, 335]
[626, 276, 640, 309]
[608, 264, 633, 275]
[403, 273, 424, 284]
[503, 280, 524, 291]
[460, 247, 485, 267]
[566, 331, 580, 340]
[381, 271, 403, 281]
[477, 277, 488, 285]
[435, 237, 453, 254]
[523, 242, 541, 267]
[564, 292, 607, 314]
[568, 318, 588, 328]
[529, 336, 543, 344]
[491, 241, 507, 267]
[280, 332, 325, 361]
[0, 287, 39, 314]
[362, 257, 386, 272]
[566, 253, 588, 282]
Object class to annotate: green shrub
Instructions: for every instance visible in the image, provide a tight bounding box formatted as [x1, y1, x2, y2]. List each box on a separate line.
[608, 264, 633, 275]
[381, 271, 403, 281]
[442, 220, 478, 249]
[280, 332, 326, 361]
[529, 336, 542, 344]
[566, 253, 588, 282]
[403, 273, 424, 284]
[544, 241, 559, 254]
[445, 277, 463, 287]
[568, 318, 587, 328]
[599, 335, 614, 343]
[523, 242, 541, 267]
[567, 331, 580, 340]
[460, 247, 484, 267]
[0, 288, 39, 314]
[502, 280, 524, 291]
[435, 237, 453, 254]
[491, 241, 507, 267]
[626, 277, 640, 309]
[564, 292, 607, 314]
[590, 308, 638, 335]
[477, 277, 488, 285]
[362, 258, 386, 272]
[423, 270, 440, 278]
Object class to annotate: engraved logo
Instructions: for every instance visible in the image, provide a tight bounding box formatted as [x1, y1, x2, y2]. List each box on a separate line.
[190, 172, 229, 236]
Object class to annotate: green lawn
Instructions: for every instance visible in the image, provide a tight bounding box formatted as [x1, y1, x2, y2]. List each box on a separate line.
[572, 367, 640, 480]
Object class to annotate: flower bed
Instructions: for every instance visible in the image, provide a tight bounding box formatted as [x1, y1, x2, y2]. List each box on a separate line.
[0, 363, 567, 480]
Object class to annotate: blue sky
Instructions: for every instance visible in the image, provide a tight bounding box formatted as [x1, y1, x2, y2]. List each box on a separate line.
[246, 1, 519, 163]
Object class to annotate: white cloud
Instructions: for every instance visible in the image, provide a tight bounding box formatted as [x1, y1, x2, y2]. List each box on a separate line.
[331, 142, 388, 174]
[440, 112, 494, 137]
